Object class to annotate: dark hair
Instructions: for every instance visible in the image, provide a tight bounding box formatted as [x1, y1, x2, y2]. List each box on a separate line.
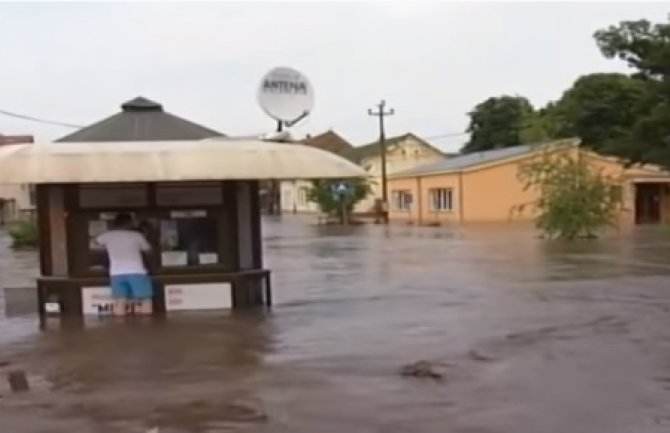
[113, 213, 133, 228]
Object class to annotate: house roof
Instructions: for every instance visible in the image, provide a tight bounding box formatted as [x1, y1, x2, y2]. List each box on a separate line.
[0, 135, 33, 146]
[390, 138, 580, 179]
[301, 130, 355, 159]
[352, 133, 444, 162]
[55, 97, 224, 142]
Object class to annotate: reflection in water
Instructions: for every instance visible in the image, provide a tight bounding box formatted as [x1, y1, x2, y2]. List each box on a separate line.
[38, 312, 274, 390]
[3, 218, 670, 432]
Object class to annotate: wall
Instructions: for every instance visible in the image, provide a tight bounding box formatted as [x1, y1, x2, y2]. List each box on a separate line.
[389, 147, 653, 225]
[459, 149, 639, 222]
[461, 160, 537, 222]
[280, 180, 319, 213]
[579, 152, 636, 224]
[356, 136, 445, 213]
[388, 173, 462, 224]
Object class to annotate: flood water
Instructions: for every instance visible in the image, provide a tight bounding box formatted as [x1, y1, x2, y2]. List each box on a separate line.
[3, 217, 670, 432]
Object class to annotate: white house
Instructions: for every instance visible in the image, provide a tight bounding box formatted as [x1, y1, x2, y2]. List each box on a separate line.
[280, 130, 356, 214]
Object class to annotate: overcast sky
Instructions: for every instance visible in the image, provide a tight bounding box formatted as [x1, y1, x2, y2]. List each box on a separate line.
[0, 1, 668, 151]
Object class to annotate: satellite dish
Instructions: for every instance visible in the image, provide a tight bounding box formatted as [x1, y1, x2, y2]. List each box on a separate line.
[257, 67, 314, 124]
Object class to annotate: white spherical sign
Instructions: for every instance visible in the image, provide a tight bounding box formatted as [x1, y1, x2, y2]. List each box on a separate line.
[258, 67, 314, 122]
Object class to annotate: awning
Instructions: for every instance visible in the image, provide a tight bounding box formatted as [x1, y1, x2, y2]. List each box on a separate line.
[0, 138, 368, 184]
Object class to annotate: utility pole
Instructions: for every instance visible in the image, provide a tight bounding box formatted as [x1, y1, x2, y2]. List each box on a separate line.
[368, 100, 394, 224]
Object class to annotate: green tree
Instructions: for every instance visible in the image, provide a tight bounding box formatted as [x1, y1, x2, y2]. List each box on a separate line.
[515, 145, 622, 240]
[462, 96, 538, 153]
[307, 179, 371, 223]
[593, 17, 670, 167]
[549, 73, 651, 159]
[519, 105, 564, 144]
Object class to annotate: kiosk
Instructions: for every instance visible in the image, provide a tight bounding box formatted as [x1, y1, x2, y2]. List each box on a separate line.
[0, 137, 365, 324]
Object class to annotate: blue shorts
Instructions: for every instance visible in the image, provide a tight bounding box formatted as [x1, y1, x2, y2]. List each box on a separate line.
[110, 274, 153, 301]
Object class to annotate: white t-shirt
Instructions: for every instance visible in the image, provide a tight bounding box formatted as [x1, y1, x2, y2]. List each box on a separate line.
[95, 229, 151, 276]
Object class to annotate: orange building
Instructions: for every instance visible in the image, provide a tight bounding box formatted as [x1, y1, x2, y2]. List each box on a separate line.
[387, 138, 670, 226]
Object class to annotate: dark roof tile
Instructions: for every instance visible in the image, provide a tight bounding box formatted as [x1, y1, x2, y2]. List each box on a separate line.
[56, 96, 224, 142]
[0, 135, 34, 145]
[300, 130, 357, 162]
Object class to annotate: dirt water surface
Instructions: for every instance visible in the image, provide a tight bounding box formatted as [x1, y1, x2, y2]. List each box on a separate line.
[2, 217, 670, 433]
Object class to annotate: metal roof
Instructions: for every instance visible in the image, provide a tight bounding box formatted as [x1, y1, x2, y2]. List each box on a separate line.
[55, 97, 224, 142]
[390, 139, 580, 178]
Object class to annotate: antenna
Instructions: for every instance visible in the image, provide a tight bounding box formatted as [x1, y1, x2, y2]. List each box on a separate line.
[257, 67, 315, 132]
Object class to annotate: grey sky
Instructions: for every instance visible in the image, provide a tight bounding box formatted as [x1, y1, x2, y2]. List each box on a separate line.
[0, 1, 668, 152]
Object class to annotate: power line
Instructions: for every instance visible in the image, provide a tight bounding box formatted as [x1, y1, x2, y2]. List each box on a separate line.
[0, 105, 470, 140]
[0, 109, 83, 129]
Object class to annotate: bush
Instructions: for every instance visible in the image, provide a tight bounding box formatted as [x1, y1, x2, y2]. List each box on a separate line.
[307, 179, 372, 223]
[7, 219, 39, 249]
[514, 145, 622, 240]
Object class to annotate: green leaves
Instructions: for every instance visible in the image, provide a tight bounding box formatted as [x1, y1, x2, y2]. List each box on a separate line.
[462, 96, 536, 153]
[590, 16, 670, 169]
[463, 15, 670, 169]
[306, 179, 372, 223]
[7, 219, 38, 249]
[594, 18, 670, 79]
[550, 73, 651, 157]
[516, 146, 621, 240]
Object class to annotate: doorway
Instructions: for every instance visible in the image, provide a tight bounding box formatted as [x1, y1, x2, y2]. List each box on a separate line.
[635, 183, 664, 224]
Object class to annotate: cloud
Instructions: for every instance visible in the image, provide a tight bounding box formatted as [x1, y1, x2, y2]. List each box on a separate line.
[0, 2, 667, 150]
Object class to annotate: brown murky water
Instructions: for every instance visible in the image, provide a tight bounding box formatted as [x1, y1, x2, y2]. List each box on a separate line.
[3, 217, 670, 432]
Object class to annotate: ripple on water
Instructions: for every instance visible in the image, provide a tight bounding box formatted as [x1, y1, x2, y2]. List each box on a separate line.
[2, 218, 670, 432]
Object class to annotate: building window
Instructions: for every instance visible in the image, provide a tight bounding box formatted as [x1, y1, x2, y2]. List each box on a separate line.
[298, 187, 310, 206]
[392, 190, 413, 211]
[429, 188, 453, 212]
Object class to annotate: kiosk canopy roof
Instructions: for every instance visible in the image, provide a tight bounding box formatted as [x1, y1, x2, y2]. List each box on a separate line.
[0, 138, 367, 184]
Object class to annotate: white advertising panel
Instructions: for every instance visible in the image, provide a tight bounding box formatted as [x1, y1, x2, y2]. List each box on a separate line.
[82, 286, 115, 315]
[165, 283, 232, 311]
[81, 283, 233, 315]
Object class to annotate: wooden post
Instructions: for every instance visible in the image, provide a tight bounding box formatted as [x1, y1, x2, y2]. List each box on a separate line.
[231, 181, 266, 308]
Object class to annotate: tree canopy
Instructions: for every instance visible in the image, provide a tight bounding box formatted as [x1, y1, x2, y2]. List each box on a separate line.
[461, 14, 670, 169]
[461, 96, 535, 154]
[549, 73, 650, 158]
